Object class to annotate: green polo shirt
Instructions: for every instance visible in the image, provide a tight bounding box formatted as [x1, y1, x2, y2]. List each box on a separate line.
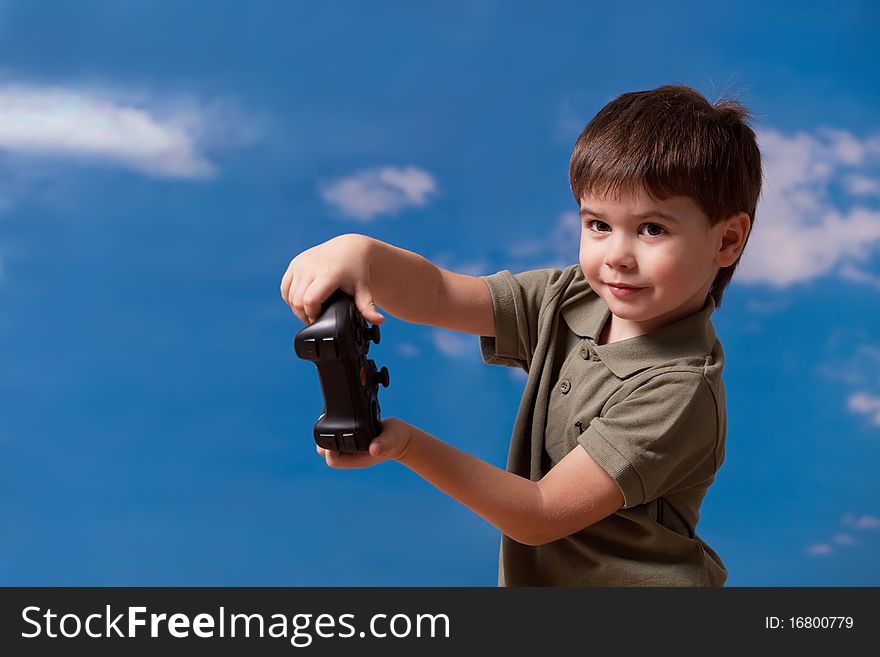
[479, 264, 728, 586]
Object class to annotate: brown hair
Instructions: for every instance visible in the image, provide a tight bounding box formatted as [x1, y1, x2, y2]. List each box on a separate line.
[569, 84, 763, 308]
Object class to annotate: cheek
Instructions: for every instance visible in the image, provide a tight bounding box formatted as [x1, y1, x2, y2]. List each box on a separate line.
[579, 244, 598, 274]
[648, 249, 702, 285]
[579, 234, 596, 262]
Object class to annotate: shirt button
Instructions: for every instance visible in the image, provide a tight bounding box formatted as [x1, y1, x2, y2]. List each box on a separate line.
[580, 345, 590, 360]
[559, 379, 571, 394]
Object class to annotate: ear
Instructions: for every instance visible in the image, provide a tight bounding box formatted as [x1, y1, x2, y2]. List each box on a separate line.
[714, 212, 751, 268]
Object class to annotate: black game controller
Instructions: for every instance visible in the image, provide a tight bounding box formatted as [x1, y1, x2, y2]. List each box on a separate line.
[294, 290, 390, 453]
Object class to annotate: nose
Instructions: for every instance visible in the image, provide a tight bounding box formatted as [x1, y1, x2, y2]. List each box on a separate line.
[603, 233, 636, 270]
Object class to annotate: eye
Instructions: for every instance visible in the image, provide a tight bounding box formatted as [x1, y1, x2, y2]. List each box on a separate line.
[641, 223, 666, 237]
[583, 220, 667, 237]
[584, 219, 610, 233]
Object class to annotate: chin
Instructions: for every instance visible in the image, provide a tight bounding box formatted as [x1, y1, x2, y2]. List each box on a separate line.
[604, 292, 662, 320]
[607, 304, 649, 321]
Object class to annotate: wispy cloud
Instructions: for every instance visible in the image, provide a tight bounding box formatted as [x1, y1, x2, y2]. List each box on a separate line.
[737, 128, 880, 288]
[844, 174, 880, 198]
[838, 263, 880, 290]
[319, 166, 437, 222]
[430, 329, 474, 357]
[846, 392, 880, 427]
[744, 299, 790, 315]
[806, 543, 833, 556]
[806, 512, 880, 557]
[842, 513, 880, 530]
[815, 335, 880, 387]
[500, 211, 581, 273]
[0, 83, 226, 179]
[430, 252, 492, 279]
[395, 342, 420, 358]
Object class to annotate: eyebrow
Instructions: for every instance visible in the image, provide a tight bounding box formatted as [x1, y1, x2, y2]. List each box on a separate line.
[579, 206, 681, 223]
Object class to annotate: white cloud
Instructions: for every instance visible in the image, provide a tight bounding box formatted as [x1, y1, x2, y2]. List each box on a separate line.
[832, 533, 858, 546]
[736, 128, 880, 288]
[838, 263, 880, 290]
[319, 165, 437, 222]
[807, 512, 880, 557]
[430, 251, 492, 278]
[744, 299, 790, 315]
[430, 329, 474, 357]
[815, 335, 880, 387]
[844, 174, 880, 198]
[500, 211, 581, 273]
[846, 392, 880, 427]
[453, 261, 492, 277]
[806, 543, 833, 556]
[0, 83, 221, 179]
[507, 239, 548, 258]
[842, 513, 880, 530]
[396, 342, 420, 358]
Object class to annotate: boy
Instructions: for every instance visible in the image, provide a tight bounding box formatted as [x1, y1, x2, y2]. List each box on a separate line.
[280, 84, 761, 586]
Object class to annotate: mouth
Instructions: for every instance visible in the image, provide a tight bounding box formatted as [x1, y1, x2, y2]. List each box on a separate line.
[605, 282, 644, 290]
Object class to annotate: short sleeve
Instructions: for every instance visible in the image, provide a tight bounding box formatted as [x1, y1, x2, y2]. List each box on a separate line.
[478, 268, 561, 372]
[576, 372, 719, 509]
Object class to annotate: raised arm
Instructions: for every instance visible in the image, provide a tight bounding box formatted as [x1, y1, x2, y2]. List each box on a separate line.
[281, 233, 495, 336]
[366, 236, 496, 337]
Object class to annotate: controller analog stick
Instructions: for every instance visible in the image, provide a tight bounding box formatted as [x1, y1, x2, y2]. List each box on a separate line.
[368, 359, 390, 388]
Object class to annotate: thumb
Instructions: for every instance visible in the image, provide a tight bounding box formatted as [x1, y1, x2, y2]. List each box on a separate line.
[354, 282, 384, 324]
[369, 439, 386, 457]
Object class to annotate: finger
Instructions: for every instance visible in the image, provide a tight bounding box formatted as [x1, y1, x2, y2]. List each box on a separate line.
[285, 273, 300, 314]
[302, 277, 340, 324]
[316, 444, 326, 457]
[354, 281, 384, 324]
[324, 449, 383, 469]
[280, 261, 296, 304]
[290, 274, 314, 324]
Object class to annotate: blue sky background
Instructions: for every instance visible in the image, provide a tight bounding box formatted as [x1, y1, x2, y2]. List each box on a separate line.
[1, 0, 879, 585]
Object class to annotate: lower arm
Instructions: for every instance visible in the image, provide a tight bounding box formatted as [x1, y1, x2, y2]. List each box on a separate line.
[395, 426, 545, 546]
[363, 236, 445, 327]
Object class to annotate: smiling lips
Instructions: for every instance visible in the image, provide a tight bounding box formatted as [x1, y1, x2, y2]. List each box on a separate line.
[607, 282, 646, 298]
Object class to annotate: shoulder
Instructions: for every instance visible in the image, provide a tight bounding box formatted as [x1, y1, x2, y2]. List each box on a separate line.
[480, 264, 580, 297]
[479, 264, 585, 321]
[604, 369, 719, 425]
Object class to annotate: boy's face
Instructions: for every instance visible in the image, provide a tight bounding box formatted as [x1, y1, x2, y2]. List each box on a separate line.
[578, 187, 726, 338]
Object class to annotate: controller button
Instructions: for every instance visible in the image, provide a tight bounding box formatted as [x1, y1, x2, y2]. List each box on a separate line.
[318, 433, 339, 451]
[321, 337, 337, 358]
[341, 433, 358, 451]
[301, 338, 318, 359]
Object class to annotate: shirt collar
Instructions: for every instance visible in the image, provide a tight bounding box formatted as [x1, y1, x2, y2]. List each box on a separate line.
[559, 271, 718, 379]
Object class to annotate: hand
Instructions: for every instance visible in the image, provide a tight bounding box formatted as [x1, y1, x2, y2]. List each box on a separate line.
[280, 233, 386, 325]
[316, 418, 413, 469]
